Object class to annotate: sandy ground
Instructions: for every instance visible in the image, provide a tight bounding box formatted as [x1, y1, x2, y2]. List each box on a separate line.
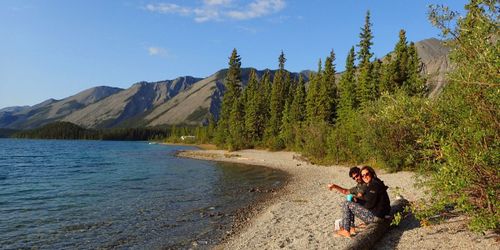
[178, 149, 498, 250]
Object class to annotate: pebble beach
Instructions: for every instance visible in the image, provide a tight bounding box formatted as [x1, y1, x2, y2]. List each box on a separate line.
[178, 149, 498, 250]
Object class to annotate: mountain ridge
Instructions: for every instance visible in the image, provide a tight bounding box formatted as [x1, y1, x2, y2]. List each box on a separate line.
[0, 38, 451, 130]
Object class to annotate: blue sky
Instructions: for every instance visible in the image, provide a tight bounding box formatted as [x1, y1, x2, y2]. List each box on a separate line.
[0, 0, 468, 109]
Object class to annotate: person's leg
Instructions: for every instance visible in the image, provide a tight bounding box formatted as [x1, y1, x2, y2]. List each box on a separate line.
[348, 202, 375, 225]
[340, 200, 353, 232]
[337, 201, 356, 237]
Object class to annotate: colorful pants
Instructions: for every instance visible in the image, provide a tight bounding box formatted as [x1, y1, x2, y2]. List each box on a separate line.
[341, 200, 375, 232]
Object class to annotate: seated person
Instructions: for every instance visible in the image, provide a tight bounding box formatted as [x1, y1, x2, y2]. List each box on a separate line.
[335, 166, 391, 238]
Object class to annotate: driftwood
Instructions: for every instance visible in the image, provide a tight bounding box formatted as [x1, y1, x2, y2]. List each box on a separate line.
[344, 197, 410, 250]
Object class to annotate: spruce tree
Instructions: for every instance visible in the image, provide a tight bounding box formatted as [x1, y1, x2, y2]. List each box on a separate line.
[279, 97, 294, 148]
[215, 49, 242, 147]
[393, 29, 410, 88]
[337, 47, 357, 123]
[228, 95, 245, 150]
[265, 52, 288, 148]
[256, 70, 271, 144]
[319, 50, 337, 123]
[244, 69, 260, 145]
[356, 11, 375, 106]
[289, 75, 306, 150]
[290, 75, 306, 123]
[404, 42, 427, 96]
[305, 60, 322, 123]
[207, 113, 216, 141]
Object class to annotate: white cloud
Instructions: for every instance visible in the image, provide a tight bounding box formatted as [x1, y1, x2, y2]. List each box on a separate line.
[145, 3, 191, 16]
[148, 47, 169, 57]
[227, 0, 286, 20]
[144, 0, 286, 22]
[204, 0, 232, 6]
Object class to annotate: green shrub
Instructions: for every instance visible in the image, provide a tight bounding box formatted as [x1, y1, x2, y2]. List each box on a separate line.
[361, 91, 434, 172]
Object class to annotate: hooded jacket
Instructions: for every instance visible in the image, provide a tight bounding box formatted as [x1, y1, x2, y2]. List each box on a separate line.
[361, 178, 391, 218]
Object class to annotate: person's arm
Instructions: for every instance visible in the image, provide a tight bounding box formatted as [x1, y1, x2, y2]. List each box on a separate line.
[327, 184, 348, 194]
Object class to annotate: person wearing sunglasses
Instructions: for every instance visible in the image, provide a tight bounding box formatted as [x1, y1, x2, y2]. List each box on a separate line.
[335, 166, 391, 238]
[327, 166, 367, 198]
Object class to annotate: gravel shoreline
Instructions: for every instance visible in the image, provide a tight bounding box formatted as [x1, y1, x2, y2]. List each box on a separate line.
[178, 149, 498, 249]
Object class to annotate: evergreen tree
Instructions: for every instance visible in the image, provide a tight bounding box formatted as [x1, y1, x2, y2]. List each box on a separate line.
[289, 75, 307, 150]
[393, 29, 410, 88]
[290, 75, 306, 123]
[215, 48, 242, 147]
[279, 97, 294, 148]
[305, 59, 322, 123]
[337, 47, 357, 123]
[265, 52, 288, 148]
[404, 42, 427, 96]
[356, 11, 375, 106]
[317, 50, 337, 123]
[358, 11, 374, 65]
[228, 95, 245, 150]
[244, 69, 260, 145]
[207, 113, 216, 141]
[256, 70, 271, 144]
[379, 54, 397, 94]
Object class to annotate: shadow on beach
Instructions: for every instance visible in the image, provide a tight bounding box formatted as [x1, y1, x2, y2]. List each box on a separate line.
[374, 213, 421, 249]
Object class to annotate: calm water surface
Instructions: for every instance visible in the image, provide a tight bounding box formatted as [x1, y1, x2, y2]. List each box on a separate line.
[0, 139, 286, 249]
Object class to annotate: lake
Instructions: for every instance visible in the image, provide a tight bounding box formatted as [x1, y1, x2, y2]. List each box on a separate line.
[0, 139, 286, 249]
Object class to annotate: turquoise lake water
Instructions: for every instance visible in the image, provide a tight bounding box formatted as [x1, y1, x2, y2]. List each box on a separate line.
[0, 139, 286, 249]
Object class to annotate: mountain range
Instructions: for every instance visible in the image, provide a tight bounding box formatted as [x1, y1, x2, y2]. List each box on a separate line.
[0, 38, 450, 130]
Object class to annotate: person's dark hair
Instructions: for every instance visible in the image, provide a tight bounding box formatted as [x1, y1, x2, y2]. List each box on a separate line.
[349, 167, 360, 178]
[360, 166, 377, 178]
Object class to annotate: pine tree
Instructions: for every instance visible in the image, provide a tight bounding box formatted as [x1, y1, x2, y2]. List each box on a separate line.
[337, 47, 357, 123]
[290, 75, 306, 123]
[404, 42, 427, 96]
[306, 59, 322, 123]
[393, 29, 410, 88]
[228, 95, 245, 150]
[207, 113, 216, 141]
[357, 11, 375, 106]
[215, 48, 242, 148]
[358, 11, 374, 65]
[279, 97, 294, 148]
[265, 52, 288, 148]
[319, 50, 337, 123]
[256, 70, 271, 144]
[289, 75, 306, 150]
[244, 69, 260, 145]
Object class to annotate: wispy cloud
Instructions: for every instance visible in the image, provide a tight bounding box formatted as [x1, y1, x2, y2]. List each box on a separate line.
[148, 46, 169, 57]
[144, 3, 191, 16]
[144, 0, 286, 23]
[227, 0, 285, 20]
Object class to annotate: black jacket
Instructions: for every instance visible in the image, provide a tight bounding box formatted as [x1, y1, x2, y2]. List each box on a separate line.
[360, 178, 391, 218]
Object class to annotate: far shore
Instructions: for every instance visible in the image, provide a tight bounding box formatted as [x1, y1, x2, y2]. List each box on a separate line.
[177, 148, 498, 249]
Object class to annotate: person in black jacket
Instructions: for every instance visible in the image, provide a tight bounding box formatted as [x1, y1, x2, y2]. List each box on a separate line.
[335, 166, 391, 238]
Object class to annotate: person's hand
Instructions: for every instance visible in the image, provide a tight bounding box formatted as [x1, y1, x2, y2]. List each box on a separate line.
[327, 184, 334, 190]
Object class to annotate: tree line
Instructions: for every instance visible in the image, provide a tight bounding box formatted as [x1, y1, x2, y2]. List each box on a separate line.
[12, 121, 174, 141]
[208, 11, 427, 158]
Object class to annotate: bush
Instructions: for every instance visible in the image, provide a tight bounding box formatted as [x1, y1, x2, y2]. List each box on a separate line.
[361, 91, 434, 172]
